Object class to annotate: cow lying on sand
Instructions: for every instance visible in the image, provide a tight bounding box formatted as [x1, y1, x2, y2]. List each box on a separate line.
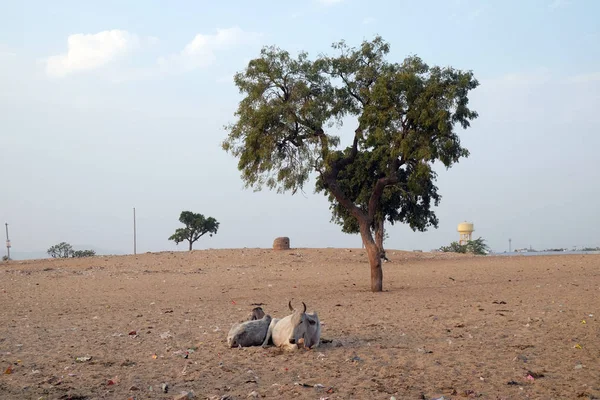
[227, 313, 272, 348]
[262, 301, 321, 351]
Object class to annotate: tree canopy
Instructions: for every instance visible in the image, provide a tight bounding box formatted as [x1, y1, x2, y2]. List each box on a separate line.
[223, 36, 478, 291]
[169, 211, 219, 251]
[315, 148, 441, 257]
[47, 242, 74, 258]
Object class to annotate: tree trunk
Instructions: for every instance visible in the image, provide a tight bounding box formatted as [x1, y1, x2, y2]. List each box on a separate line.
[189, 241, 193, 251]
[374, 217, 385, 259]
[359, 219, 383, 292]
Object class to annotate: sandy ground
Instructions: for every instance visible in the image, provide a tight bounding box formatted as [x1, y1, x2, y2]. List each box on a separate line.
[0, 248, 599, 400]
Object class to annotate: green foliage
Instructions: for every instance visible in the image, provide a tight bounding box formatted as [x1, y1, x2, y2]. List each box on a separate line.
[47, 242, 96, 258]
[47, 242, 73, 258]
[315, 149, 441, 237]
[2, 255, 9, 262]
[440, 237, 490, 255]
[169, 211, 219, 250]
[223, 34, 477, 213]
[72, 249, 96, 258]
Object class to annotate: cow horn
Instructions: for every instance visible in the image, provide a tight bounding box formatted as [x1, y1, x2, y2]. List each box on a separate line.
[302, 302, 306, 313]
[288, 300, 294, 311]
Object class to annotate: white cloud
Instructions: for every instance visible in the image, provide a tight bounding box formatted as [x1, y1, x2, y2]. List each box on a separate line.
[46, 30, 139, 78]
[158, 27, 262, 72]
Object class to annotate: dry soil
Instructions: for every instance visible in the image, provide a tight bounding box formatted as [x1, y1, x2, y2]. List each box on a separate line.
[1, 248, 599, 399]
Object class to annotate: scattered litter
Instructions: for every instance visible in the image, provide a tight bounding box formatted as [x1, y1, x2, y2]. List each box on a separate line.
[129, 330, 137, 335]
[314, 384, 325, 389]
[493, 300, 507, 304]
[31, 369, 41, 374]
[431, 397, 445, 400]
[574, 364, 583, 370]
[526, 375, 535, 381]
[317, 352, 326, 360]
[247, 391, 259, 398]
[479, 376, 484, 381]
[161, 383, 169, 393]
[75, 356, 92, 362]
[160, 331, 173, 340]
[294, 382, 313, 388]
[152, 354, 158, 359]
[348, 355, 363, 362]
[107, 379, 116, 386]
[112, 333, 123, 337]
[574, 343, 583, 349]
[164, 309, 174, 314]
[507, 380, 519, 385]
[4, 366, 12, 374]
[526, 370, 545, 379]
[417, 348, 433, 354]
[129, 385, 141, 391]
[581, 320, 586, 324]
[173, 350, 189, 359]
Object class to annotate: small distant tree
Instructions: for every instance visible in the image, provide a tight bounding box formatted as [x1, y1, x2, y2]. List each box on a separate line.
[2, 255, 9, 262]
[440, 237, 489, 255]
[72, 249, 96, 258]
[47, 242, 96, 258]
[169, 211, 219, 251]
[47, 242, 74, 258]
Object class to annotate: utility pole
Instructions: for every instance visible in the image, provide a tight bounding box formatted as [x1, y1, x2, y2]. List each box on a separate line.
[133, 208, 137, 255]
[5, 223, 10, 260]
[509, 238, 512, 253]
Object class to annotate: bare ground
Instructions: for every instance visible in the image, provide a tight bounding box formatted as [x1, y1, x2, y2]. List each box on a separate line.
[0, 248, 599, 400]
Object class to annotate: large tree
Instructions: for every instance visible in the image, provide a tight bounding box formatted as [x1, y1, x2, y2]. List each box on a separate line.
[223, 36, 478, 292]
[169, 211, 219, 251]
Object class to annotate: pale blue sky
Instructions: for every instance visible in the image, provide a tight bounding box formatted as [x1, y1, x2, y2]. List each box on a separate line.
[1, 0, 599, 257]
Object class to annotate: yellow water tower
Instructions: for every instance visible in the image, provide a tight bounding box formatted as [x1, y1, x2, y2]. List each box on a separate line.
[457, 222, 474, 245]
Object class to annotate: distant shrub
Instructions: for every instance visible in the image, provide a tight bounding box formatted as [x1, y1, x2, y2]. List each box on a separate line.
[72, 250, 96, 258]
[440, 237, 490, 255]
[2, 255, 9, 262]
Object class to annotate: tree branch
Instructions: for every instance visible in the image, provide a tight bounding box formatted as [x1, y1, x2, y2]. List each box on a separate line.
[325, 177, 365, 221]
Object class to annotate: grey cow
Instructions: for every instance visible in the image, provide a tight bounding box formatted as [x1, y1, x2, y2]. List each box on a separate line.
[227, 314, 272, 348]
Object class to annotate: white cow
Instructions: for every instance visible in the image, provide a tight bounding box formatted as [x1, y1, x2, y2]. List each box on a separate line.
[262, 301, 321, 351]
